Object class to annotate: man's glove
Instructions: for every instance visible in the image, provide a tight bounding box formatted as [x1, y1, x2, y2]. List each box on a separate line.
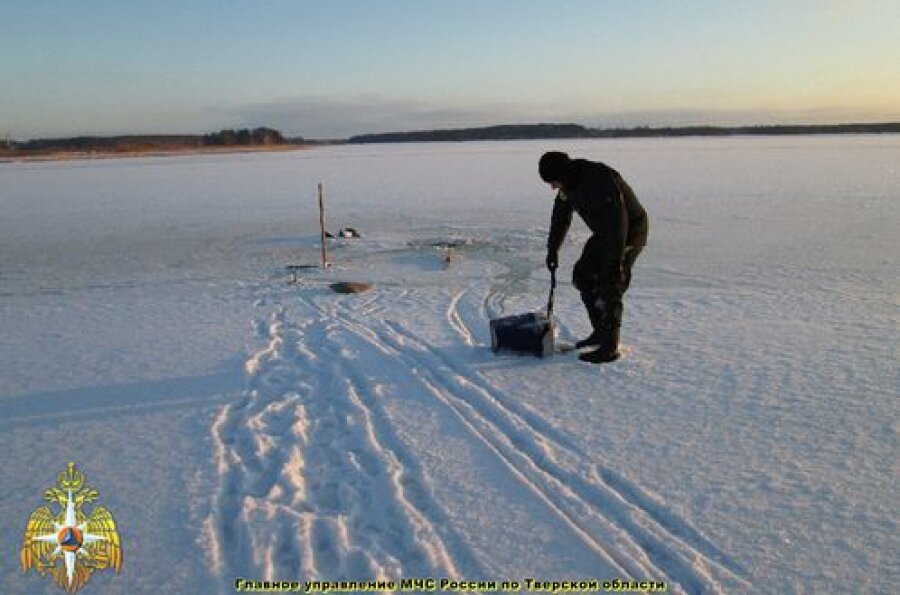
[545, 251, 558, 271]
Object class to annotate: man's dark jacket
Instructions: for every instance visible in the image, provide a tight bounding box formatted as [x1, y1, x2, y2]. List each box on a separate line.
[547, 159, 649, 284]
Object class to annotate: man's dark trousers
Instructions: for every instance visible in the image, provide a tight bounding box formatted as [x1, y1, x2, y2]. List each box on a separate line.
[574, 239, 643, 334]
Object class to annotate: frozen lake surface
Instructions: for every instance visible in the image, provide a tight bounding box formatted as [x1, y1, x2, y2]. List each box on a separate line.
[1, 136, 897, 594]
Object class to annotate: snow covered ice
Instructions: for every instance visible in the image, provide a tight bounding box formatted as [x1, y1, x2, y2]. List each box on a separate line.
[1, 136, 897, 594]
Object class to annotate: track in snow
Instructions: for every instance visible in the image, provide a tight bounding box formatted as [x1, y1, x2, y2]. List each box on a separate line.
[207, 271, 750, 594]
[208, 288, 479, 592]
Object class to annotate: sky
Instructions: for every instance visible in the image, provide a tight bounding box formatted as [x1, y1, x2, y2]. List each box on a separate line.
[1, 0, 898, 140]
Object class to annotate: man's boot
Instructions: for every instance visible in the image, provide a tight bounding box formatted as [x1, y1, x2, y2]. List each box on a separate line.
[578, 327, 621, 364]
[575, 332, 602, 349]
[576, 293, 605, 348]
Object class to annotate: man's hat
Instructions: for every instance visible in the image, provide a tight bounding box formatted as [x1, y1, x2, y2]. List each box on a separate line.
[538, 151, 570, 183]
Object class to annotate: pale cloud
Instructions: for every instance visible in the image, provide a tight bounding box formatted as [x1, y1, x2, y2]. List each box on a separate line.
[226, 96, 586, 139]
[588, 105, 900, 128]
[824, 0, 875, 19]
[224, 96, 899, 140]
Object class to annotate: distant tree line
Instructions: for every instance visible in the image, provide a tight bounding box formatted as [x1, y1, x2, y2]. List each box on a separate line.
[8, 127, 293, 154]
[5, 122, 898, 155]
[349, 124, 589, 143]
[589, 123, 900, 138]
[348, 122, 900, 143]
[202, 127, 287, 146]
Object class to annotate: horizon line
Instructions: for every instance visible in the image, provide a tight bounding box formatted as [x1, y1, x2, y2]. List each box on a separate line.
[6, 120, 900, 144]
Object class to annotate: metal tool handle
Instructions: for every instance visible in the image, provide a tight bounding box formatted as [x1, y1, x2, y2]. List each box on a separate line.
[547, 268, 556, 318]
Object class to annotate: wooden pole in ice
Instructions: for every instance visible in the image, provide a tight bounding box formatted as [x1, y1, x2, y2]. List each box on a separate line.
[318, 182, 328, 268]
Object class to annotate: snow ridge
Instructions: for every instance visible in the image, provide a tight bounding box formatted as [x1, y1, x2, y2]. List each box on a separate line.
[209, 294, 475, 592]
[208, 273, 749, 594]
